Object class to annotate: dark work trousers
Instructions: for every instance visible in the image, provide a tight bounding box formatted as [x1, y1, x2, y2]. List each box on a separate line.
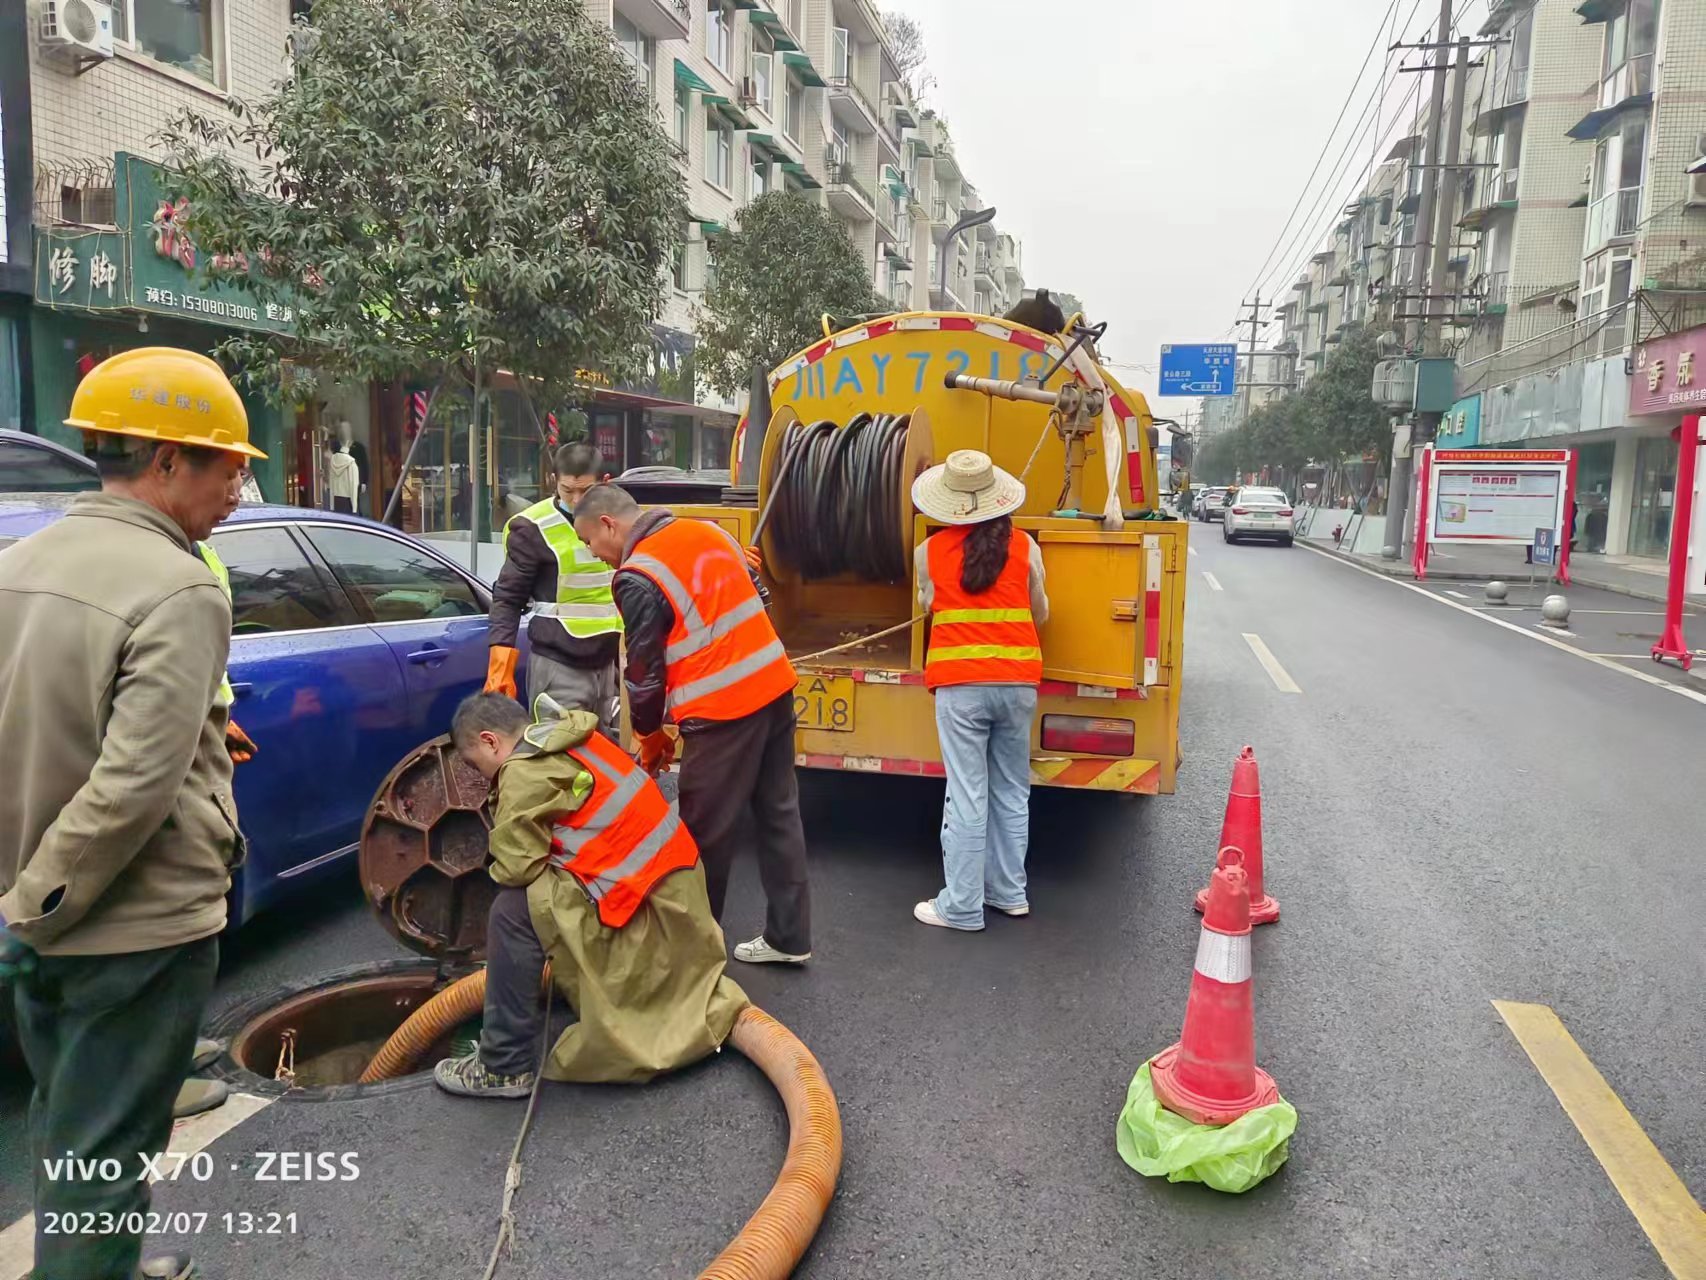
[677, 692, 812, 955]
[478, 885, 549, 1078]
[15, 935, 219, 1280]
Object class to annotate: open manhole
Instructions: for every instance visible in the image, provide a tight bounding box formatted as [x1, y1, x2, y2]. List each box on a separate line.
[207, 736, 497, 1099]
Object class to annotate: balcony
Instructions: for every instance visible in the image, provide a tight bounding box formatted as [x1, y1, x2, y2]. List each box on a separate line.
[975, 252, 997, 289]
[1600, 54, 1654, 110]
[828, 75, 881, 133]
[1585, 187, 1640, 250]
[930, 198, 959, 235]
[1458, 170, 1520, 229]
[614, 0, 691, 41]
[825, 153, 876, 222]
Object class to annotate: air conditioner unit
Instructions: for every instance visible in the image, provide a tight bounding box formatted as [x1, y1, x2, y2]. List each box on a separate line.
[1686, 134, 1706, 208]
[39, 0, 114, 65]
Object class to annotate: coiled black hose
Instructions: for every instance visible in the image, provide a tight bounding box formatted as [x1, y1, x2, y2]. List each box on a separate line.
[771, 414, 911, 581]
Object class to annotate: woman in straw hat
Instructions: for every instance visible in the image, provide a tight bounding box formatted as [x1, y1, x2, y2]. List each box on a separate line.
[910, 450, 1049, 931]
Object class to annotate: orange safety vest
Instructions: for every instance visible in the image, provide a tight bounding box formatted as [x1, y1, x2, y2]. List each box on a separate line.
[924, 526, 1043, 690]
[548, 729, 700, 928]
[622, 518, 797, 723]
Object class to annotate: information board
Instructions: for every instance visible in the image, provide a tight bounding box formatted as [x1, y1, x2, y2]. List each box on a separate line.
[1430, 466, 1564, 541]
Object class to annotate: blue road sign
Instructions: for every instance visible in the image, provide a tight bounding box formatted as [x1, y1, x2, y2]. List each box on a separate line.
[1159, 343, 1239, 397]
[1532, 526, 1557, 566]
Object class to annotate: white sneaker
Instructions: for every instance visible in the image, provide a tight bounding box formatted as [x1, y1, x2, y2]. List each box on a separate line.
[733, 935, 811, 965]
[986, 902, 1030, 918]
[913, 901, 984, 931]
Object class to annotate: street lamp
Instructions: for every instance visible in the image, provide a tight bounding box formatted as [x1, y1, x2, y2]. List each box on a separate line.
[938, 206, 996, 306]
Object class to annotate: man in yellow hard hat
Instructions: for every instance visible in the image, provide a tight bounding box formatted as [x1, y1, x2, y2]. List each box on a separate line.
[0, 347, 262, 1280]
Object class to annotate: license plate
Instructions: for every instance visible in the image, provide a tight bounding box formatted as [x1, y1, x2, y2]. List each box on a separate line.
[794, 676, 854, 732]
[1255, 513, 1273, 521]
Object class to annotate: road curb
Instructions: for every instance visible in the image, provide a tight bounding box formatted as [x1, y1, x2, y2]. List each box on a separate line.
[1299, 542, 1673, 606]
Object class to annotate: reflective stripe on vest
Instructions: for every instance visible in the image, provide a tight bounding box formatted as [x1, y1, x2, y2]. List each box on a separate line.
[196, 541, 236, 708]
[505, 498, 622, 639]
[923, 526, 1043, 689]
[622, 519, 796, 723]
[543, 729, 699, 928]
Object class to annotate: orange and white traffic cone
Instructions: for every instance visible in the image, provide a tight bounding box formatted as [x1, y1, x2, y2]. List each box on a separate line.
[1152, 847, 1281, 1126]
[1194, 745, 1278, 925]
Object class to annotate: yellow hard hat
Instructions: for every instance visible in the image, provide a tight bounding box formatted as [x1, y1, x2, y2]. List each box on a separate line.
[66, 347, 267, 460]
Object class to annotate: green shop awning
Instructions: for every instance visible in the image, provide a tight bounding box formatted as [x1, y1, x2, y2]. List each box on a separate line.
[781, 51, 827, 88]
[674, 59, 713, 92]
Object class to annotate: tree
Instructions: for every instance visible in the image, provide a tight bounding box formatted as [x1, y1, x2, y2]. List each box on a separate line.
[695, 193, 883, 398]
[159, 0, 683, 477]
[883, 11, 936, 103]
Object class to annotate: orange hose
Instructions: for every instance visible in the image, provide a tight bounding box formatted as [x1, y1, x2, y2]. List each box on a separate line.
[357, 969, 487, 1084]
[360, 974, 842, 1278]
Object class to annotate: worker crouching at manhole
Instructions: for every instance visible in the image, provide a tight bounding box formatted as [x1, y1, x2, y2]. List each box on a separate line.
[436, 693, 749, 1097]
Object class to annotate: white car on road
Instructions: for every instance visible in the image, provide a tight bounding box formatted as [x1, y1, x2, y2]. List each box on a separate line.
[1222, 487, 1295, 546]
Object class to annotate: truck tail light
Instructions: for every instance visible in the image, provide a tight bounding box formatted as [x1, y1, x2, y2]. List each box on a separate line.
[1041, 715, 1135, 757]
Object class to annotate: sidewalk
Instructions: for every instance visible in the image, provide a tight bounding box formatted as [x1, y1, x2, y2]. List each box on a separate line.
[1293, 506, 1678, 604]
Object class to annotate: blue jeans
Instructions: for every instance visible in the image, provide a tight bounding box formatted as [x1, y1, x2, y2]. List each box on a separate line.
[932, 683, 1038, 929]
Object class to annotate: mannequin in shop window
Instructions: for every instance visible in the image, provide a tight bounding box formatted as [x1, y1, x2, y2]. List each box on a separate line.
[328, 423, 361, 515]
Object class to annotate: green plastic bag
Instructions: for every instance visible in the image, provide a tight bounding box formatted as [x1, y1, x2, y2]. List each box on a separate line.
[1115, 1060, 1297, 1194]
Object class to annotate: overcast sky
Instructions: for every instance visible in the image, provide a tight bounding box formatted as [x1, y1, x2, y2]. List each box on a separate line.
[882, 0, 1489, 414]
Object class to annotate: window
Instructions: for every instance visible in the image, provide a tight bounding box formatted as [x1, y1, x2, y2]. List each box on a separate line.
[210, 526, 357, 634]
[673, 233, 690, 291]
[303, 526, 483, 623]
[1580, 247, 1633, 317]
[832, 27, 851, 80]
[674, 82, 692, 149]
[752, 43, 773, 114]
[112, 0, 218, 84]
[706, 1, 732, 76]
[706, 118, 734, 190]
[0, 441, 97, 494]
[751, 155, 770, 199]
[783, 76, 803, 143]
[613, 13, 653, 93]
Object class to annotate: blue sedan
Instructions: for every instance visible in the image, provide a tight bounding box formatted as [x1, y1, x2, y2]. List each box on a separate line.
[0, 498, 524, 925]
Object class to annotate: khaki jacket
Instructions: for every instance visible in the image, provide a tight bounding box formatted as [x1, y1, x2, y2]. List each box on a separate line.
[492, 712, 747, 1083]
[0, 492, 241, 956]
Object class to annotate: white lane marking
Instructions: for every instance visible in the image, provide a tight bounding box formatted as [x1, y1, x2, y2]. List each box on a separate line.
[1300, 544, 1706, 708]
[1189, 545, 1199, 558]
[1242, 633, 1301, 694]
[1203, 571, 1224, 592]
[0, 1093, 275, 1280]
[1444, 589, 1470, 600]
[1534, 624, 1579, 638]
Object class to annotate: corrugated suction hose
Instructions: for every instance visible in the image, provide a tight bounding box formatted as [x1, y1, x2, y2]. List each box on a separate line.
[361, 970, 843, 1279]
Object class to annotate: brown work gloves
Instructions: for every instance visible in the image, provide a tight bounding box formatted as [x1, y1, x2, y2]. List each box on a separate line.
[226, 719, 257, 764]
[485, 646, 520, 699]
[636, 729, 676, 776]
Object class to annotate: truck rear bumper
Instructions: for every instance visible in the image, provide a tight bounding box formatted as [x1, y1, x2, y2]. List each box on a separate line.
[794, 750, 1163, 794]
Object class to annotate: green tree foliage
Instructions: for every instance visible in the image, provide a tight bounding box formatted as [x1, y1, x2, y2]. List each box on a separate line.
[695, 192, 883, 398]
[157, 0, 683, 406]
[1196, 327, 1391, 488]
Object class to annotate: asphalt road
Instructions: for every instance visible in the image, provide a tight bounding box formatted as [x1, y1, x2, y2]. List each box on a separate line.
[5, 528, 1703, 1279]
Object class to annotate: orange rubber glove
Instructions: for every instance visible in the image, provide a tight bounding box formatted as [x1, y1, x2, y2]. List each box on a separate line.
[485, 646, 520, 699]
[743, 544, 763, 573]
[636, 729, 676, 776]
[226, 719, 257, 765]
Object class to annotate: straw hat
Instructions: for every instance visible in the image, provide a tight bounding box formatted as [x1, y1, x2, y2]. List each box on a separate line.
[911, 450, 1026, 526]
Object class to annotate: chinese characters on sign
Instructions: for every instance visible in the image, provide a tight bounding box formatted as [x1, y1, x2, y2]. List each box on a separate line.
[1630, 325, 1706, 415]
[34, 229, 129, 310]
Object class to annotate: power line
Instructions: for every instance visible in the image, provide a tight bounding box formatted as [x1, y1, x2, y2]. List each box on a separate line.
[1236, 0, 1410, 304]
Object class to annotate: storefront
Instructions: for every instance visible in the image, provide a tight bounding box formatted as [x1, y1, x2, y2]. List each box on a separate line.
[1627, 323, 1706, 583]
[0, 0, 34, 429]
[30, 153, 292, 495]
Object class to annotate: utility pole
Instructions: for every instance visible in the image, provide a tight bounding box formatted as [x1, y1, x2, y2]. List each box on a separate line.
[1382, 0, 1453, 560]
[1235, 292, 1269, 430]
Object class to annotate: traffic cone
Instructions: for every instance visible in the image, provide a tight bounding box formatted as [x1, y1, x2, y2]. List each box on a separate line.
[1194, 745, 1278, 925]
[1152, 847, 1281, 1126]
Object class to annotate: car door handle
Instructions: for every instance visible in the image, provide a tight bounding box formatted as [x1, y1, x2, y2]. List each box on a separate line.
[229, 681, 253, 698]
[407, 646, 448, 666]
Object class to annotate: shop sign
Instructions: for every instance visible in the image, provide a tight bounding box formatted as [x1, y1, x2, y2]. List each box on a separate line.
[1439, 393, 1481, 447]
[33, 228, 130, 311]
[118, 153, 297, 334]
[1629, 323, 1706, 416]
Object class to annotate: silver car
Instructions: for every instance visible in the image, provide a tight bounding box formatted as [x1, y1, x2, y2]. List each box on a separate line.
[1222, 487, 1295, 546]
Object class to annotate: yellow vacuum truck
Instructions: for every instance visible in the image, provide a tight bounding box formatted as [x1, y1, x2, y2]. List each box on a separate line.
[662, 310, 1188, 795]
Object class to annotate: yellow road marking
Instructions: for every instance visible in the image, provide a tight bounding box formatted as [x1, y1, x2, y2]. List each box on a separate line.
[1494, 1001, 1706, 1279]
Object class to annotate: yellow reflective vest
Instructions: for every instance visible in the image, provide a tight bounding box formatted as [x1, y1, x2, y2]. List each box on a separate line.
[504, 498, 623, 640]
[195, 541, 236, 708]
